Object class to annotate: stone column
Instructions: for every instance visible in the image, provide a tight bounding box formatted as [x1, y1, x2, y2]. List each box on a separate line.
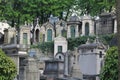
[114, 19, 117, 33]
[64, 52, 69, 76]
[75, 25, 79, 37]
[14, 34, 17, 44]
[25, 57, 40, 80]
[52, 29, 54, 41]
[71, 48, 83, 79]
[81, 21, 85, 36]
[89, 21, 94, 36]
[96, 22, 100, 35]
[67, 26, 71, 38]
[33, 30, 36, 43]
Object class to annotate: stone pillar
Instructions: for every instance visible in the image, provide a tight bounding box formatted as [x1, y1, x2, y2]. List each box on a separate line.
[14, 33, 17, 44]
[72, 48, 83, 79]
[114, 19, 117, 33]
[64, 52, 69, 76]
[52, 29, 55, 41]
[25, 57, 40, 80]
[67, 26, 71, 38]
[96, 76, 100, 80]
[33, 30, 36, 43]
[81, 21, 85, 36]
[89, 21, 94, 36]
[96, 21, 100, 35]
[75, 25, 79, 37]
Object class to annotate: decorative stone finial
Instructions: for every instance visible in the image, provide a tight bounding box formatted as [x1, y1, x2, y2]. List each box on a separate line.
[50, 14, 53, 18]
[25, 21, 27, 26]
[86, 38, 91, 44]
[94, 36, 100, 43]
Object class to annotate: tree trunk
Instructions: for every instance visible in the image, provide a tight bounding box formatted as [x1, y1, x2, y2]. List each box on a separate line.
[116, 0, 120, 80]
[65, 9, 70, 21]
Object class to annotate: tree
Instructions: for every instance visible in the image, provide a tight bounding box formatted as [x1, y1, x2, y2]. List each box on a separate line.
[100, 47, 118, 80]
[0, 0, 75, 26]
[75, 0, 115, 16]
[0, 49, 17, 80]
[116, 0, 120, 80]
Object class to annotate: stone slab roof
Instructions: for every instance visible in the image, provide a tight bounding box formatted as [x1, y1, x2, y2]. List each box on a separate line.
[78, 43, 105, 49]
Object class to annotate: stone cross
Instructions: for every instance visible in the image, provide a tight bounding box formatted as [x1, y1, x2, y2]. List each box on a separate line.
[74, 47, 79, 64]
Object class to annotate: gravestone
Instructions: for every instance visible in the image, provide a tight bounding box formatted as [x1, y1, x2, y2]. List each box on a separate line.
[25, 57, 40, 80]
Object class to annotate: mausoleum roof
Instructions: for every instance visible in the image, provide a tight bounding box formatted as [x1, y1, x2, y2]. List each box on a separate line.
[45, 58, 64, 62]
[54, 35, 67, 41]
[57, 77, 82, 80]
[69, 15, 80, 22]
[78, 37, 106, 49]
[78, 43, 105, 49]
[100, 12, 112, 17]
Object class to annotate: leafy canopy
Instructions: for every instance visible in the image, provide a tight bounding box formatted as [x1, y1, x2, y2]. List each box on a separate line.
[0, 0, 75, 26]
[75, 0, 115, 16]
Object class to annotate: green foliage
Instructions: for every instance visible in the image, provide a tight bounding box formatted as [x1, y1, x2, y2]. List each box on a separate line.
[31, 34, 114, 53]
[75, 0, 115, 16]
[99, 34, 115, 45]
[100, 47, 118, 80]
[0, 49, 17, 80]
[0, 0, 75, 26]
[37, 42, 54, 54]
[68, 34, 114, 50]
[31, 42, 54, 54]
[68, 36, 95, 50]
[0, 0, 116, 26]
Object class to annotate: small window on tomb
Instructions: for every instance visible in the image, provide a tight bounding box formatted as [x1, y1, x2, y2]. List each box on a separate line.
[12, 50, 16, 54]
[58, 46, 62, 53]
[99, 51, 102, 58]
[23, 33, 28, 44]
[59, 56, 61, 60]
[103, 19, 107, 25]
[91, 50, 93, 52]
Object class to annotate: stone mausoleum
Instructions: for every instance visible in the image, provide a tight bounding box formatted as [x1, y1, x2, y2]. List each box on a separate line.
[78, 37, 106, 80]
